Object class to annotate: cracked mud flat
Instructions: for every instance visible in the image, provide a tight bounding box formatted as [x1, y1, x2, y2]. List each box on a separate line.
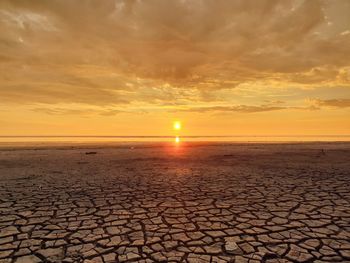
[0, 142, 350, 263]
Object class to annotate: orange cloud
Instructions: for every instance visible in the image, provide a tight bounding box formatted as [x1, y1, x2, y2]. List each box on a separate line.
[314, 99, 350, 108]
[0, 1, 350, 135]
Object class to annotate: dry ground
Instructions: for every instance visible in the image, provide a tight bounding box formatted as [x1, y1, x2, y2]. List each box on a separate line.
[0, 142, 350, 262]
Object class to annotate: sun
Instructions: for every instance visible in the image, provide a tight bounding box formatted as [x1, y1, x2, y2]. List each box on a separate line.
[173, 121, 181, 131]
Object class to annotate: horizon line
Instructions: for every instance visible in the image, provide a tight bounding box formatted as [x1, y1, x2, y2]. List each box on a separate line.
[1, 135, 350, 138]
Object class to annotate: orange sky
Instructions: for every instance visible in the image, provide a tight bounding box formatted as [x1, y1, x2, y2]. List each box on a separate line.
[0, 0, 350, 136]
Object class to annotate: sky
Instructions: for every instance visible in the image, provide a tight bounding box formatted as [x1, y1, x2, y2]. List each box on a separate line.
[0, 0, 349, 136]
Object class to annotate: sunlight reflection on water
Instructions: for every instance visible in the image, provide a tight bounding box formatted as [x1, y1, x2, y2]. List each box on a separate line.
[0, 135, 349, 145]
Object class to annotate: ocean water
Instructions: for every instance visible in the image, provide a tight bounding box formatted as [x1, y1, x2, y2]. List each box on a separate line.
[0, 135, 349, 144]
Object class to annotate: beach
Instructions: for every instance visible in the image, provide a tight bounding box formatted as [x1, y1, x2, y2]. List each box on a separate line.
[0, 142, 350, 262]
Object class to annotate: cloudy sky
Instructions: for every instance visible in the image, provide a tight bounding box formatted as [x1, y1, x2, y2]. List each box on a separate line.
[0, 0, 349, 136]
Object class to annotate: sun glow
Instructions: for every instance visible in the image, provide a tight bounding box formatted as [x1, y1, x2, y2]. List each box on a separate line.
[173, 121, 181, 130]
[175, 136, 180, 143]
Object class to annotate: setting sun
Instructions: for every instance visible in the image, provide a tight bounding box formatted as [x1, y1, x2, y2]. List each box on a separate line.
[173, 121, 182, 131]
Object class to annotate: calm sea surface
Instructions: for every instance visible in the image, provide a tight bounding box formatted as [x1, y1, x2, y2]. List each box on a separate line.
[0, 135, 349, 144]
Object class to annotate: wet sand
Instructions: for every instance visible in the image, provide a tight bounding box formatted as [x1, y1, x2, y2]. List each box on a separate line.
[0, 142, 350, 262]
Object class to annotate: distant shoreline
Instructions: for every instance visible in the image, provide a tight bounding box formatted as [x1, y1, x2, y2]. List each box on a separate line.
[0, 135, 349, 144]
[1, 135, 349, 138]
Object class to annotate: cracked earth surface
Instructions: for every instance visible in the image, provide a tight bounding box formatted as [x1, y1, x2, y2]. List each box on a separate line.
[0, 142, 350, 263]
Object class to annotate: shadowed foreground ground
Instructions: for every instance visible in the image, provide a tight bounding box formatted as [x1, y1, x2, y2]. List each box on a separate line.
[0, 142, 350, 263]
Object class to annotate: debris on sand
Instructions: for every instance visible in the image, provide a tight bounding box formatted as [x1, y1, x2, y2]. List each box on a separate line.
[85, 151, 97, 155]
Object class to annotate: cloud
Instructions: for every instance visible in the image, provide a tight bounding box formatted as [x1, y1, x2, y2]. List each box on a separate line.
[0, 82, 130, 105]
[174, 105, 286, 113]
[314, 98, 350, 108]
[170, 103, 319, 113]
[32, 106, 128, 116]
[0, 0, 350, 109]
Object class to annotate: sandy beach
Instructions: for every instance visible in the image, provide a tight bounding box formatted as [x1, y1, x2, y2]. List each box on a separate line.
[0, 142, 350, 262]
